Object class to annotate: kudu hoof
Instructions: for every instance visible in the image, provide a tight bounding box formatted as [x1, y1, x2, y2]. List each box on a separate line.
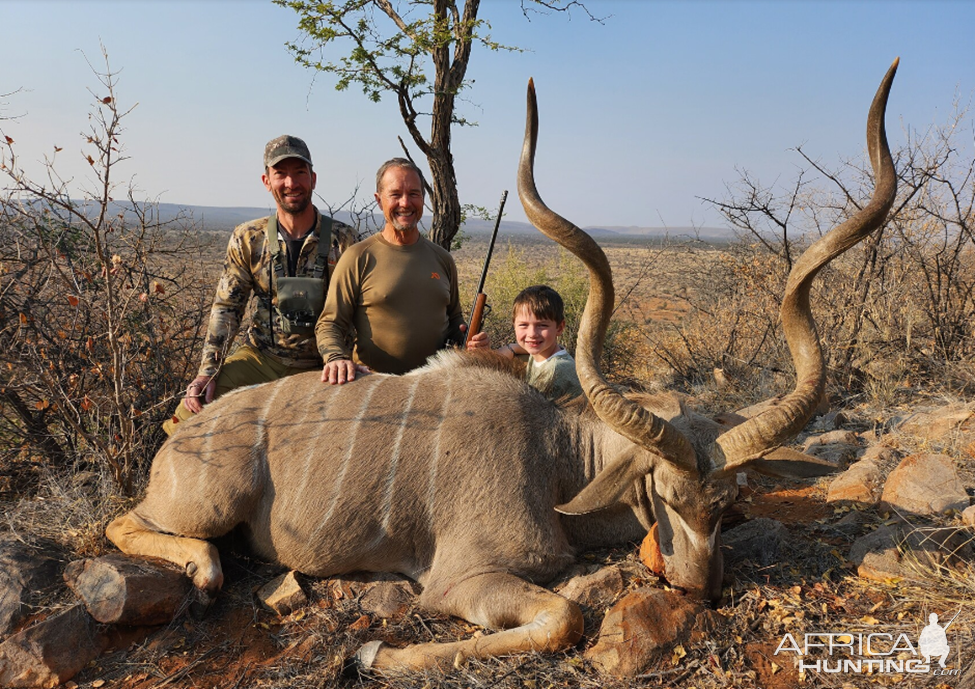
[355, 640, 384, 670]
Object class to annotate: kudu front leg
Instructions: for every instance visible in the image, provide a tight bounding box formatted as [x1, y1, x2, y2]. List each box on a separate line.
[357, 572, 584, 672]
[106, 511, 224, 594]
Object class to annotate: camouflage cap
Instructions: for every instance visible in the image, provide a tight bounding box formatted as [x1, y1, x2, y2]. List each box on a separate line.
[264, 135, 313, 168]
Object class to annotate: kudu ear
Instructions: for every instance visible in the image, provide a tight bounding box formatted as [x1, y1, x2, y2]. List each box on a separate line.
[555, 451, 648, 515]
[740, 446, 839, 479]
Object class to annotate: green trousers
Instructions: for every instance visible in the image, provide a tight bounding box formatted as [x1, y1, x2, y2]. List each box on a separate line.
[163, 345, 318, 435]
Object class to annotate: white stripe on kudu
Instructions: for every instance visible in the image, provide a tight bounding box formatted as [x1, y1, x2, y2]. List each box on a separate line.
[293, 381, 344, 510]
[426, 374, 454, 515]
[312, 375, 385, 538]
[379, 376, 421, 532]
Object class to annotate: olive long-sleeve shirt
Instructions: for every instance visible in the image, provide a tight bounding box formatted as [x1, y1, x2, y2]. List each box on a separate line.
[315, 233, 464, 375]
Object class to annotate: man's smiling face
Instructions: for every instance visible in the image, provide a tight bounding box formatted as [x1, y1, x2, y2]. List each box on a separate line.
[263, 158, 316, 216]
[376, 165, 424, 236]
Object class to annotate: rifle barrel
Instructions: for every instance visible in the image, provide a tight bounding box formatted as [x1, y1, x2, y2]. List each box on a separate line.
[465, 190, 508, 344]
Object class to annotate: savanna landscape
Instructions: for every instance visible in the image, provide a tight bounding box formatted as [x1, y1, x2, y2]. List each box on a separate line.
[3, 59, 975, 689]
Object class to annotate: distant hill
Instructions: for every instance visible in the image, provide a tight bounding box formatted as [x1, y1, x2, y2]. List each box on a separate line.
[125, 202, 735, 242]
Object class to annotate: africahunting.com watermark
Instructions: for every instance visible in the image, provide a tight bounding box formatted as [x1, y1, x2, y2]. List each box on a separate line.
[774, 609, 961, 677]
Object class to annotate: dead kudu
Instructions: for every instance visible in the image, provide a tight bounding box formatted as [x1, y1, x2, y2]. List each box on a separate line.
[107, 61, 899, 671]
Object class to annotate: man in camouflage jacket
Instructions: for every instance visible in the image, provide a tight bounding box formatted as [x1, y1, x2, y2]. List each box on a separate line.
[164, 135, 358, 434]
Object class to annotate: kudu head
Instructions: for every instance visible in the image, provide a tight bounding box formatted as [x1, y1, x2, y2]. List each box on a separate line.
[518, 59, 899, 602]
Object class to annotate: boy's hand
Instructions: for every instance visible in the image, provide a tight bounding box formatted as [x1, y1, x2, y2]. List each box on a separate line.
[462, 326, 490, 351]
[496, 343, 524, 358]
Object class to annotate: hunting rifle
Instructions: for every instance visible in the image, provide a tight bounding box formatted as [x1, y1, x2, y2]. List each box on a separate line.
[464, 190, 508, 346]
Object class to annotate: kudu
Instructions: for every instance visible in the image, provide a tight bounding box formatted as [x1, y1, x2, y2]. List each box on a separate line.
[107, 60, 899, 671]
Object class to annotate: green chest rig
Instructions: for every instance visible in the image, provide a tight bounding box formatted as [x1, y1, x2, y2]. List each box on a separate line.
[266, 213, 333, 336]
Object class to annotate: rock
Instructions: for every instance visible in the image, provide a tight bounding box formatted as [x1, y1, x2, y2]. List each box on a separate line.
[826, 460, 883, 506]
[735, 392, 829, 422]
[64, 554, 192, 625]
[860, 444, 900, 464]
[896, 406, 974, 441]
[0, 604, 107, 687]
[881, 454, 969, 516]
[721, 518, 787, 567]
[849, 525, 908, 582]
[806, 442, 860, 467]
[849, 523, 973, 582]
[585, 588, 725, 677]
[962, 505, 975, 526]
[359, 581, 416, 619]
[812, 410, 850, 432]
[802, 431, 860, 468]
[557, 565, 624, 610]
[257, 571, 307, 616]
[804, 430, 860, 449]
[0, 536, 61, 639]
[831, 509, 867, 536]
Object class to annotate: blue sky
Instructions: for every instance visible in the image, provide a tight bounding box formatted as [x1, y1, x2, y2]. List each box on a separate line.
[1, 0, 973, 229]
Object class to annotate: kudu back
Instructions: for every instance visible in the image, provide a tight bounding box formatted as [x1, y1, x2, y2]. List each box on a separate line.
[108, 60, 899, 671]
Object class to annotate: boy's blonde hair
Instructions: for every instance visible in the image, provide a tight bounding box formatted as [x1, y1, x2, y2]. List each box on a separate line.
[512, 285, 565, 324]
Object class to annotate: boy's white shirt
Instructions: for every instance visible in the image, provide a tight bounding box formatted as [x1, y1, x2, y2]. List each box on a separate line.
[534, 345, 568, 364]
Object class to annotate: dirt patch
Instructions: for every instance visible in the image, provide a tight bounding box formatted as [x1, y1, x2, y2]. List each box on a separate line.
[742, 641, 798, 689]
[744, 484, 833, 525]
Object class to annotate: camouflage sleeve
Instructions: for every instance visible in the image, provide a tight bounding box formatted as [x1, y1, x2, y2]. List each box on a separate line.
[331, 220, 360, 253]
[197, 228, 256, 378]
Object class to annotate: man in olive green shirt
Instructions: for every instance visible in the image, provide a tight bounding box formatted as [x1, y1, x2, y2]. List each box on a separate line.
[316, 158, 487, 383]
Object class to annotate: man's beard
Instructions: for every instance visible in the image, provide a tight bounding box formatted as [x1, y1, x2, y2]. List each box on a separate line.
[275, 188, 311, 215]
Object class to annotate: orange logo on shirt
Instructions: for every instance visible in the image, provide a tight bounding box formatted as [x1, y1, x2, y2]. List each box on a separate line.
[431, 272, 441, 280]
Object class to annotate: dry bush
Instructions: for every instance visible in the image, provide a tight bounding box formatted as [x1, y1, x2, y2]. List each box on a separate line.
[637, 103, 975, 408]
[470, 242, 641, 384]
[0, 51, 212, 495]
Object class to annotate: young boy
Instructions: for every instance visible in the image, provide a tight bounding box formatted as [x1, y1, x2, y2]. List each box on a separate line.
[496, 285, 583, 402]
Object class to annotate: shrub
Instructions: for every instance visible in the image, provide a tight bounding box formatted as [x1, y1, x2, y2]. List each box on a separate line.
[0, 53, 212, 494]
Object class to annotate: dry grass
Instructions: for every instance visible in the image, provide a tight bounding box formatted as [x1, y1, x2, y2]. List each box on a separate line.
[3, 233, 975, 688]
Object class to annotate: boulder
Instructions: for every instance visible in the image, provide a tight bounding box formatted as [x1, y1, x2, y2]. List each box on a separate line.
[896, 406, 974, 441]
[359, 580, 416, 619]
[0, 604, 107, 687]
[804, 430, 860, 449]
[557, 565, 625, 611]
[849, 525, 909, 582]
[257, 571, 307, 616]
[880, 454, 969, 516]
[64, 553, 192, 625]
[859, 444, 900, 464]
[585, 588, 725, 677]
[721, 518, 788, 567]
[0, 536, 60, 639]
[849, 523, 972, 582]
[826, 460, 883, 506]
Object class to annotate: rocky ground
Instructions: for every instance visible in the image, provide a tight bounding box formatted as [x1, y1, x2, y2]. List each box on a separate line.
[2, 400, 975, 688]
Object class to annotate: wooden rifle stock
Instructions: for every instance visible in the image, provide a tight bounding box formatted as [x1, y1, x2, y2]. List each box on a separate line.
[464, 190, 508, 346]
